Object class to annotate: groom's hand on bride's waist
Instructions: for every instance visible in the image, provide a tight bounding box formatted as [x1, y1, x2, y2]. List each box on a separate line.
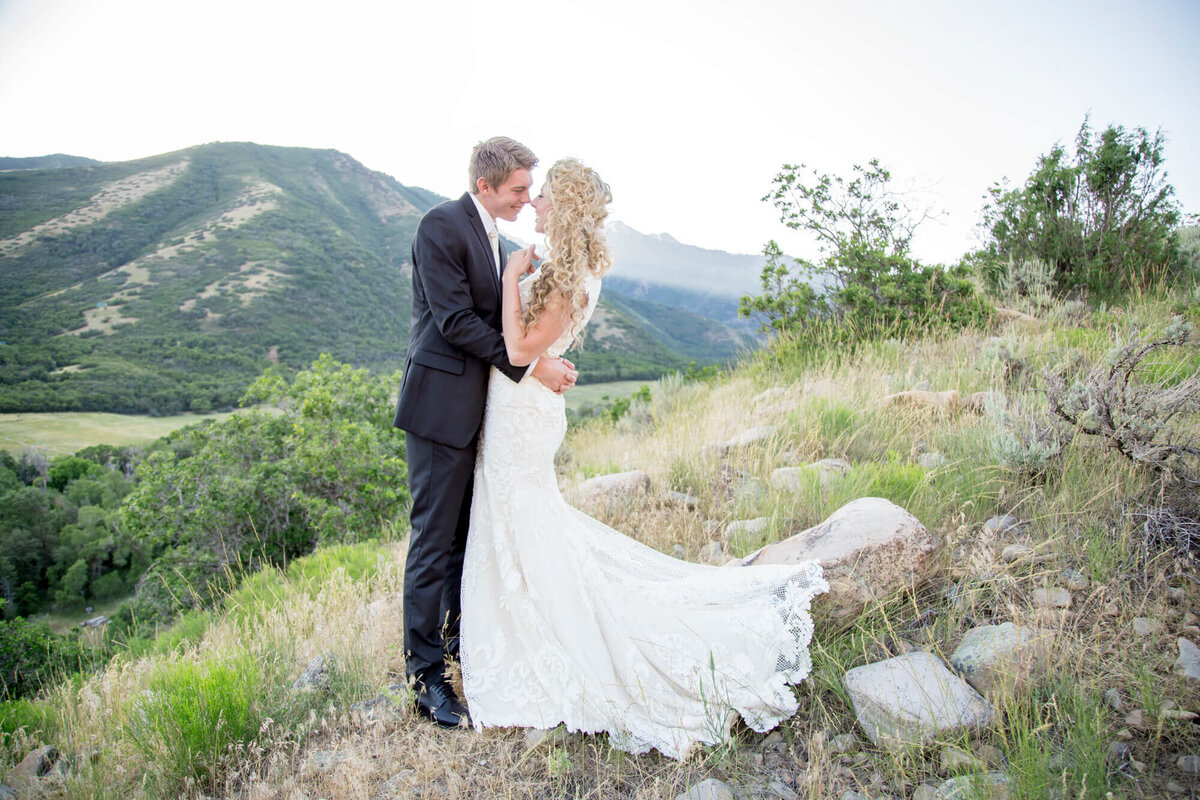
[532, 356, 578, 394]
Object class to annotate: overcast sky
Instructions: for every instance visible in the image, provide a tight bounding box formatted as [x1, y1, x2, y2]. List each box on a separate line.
[1, 0, 1197, 265]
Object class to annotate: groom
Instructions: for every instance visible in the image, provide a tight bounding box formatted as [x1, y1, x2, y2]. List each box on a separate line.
[394, 137, 577, 727]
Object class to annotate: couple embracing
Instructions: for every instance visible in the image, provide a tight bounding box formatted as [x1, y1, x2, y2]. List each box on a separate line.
[393, 137, 827, 759]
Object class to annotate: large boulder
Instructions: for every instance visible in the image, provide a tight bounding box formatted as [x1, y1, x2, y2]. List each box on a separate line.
[733, 497, 936, 623]
[843, 651, 994, 748]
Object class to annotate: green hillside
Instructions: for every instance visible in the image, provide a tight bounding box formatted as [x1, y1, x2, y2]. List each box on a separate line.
[0, 144, 746, 414]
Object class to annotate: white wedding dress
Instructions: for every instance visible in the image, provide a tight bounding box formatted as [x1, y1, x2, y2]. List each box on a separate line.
[460, 272, 828, 759]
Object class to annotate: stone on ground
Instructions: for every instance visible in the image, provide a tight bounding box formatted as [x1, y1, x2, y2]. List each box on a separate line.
[883, 389, 960, 412]
[676, 778, 735, 800]
[842, 651, 994, 747]
[1132, 617, 1160, 637]
[1032, 588, 1071, 609]
[733, 497, 936, 623]
[771, 458, 851, 491]
[724, 517, 770, 540]
[705, 425, 778, 456]
[573, 470, 651, 506]
[1174, 638, 1200, 683]
[983, 515, 1021, 536]
[932, 771, 1012, 799]
[917, 452, 947, 469]
[949, 622, 1048, 696]
[292, 652, 334, 692]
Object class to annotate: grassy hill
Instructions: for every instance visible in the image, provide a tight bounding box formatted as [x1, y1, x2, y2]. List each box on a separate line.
[0, 144, 751, 414]
[2, 282, 1196, 799]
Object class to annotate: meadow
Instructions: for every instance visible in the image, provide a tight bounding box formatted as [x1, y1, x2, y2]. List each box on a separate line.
[0, 411, 233, 456]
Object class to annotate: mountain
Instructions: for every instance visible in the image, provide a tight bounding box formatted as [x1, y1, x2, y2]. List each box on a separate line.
[604, 221, 767, 323]
[0, 154, 102, 170]
[0, 143, 754, 414]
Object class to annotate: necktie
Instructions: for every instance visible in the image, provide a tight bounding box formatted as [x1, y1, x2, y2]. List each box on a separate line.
[487, 228, 500, 276]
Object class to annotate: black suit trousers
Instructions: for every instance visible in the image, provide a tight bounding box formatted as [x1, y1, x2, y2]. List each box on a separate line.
[403, 430, 477, 685]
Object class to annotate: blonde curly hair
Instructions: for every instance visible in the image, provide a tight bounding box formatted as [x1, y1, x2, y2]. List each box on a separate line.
[522, 158, 613, 348]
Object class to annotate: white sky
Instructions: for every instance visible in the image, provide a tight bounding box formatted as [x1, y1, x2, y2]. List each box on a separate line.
[1, 0, 1197, 265]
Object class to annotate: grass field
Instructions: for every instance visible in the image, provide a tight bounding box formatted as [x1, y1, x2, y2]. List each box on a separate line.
[0, 382, 648, 456]
[0, 411, 234, 456]
[564, 379, 653, 411]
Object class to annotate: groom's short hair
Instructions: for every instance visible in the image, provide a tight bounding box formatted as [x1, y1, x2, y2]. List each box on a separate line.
[470, 137, 537, 194]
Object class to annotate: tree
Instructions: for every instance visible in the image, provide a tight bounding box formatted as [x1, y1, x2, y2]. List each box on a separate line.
[981, 117, 1188, 298]
[740, 160, 990, 338]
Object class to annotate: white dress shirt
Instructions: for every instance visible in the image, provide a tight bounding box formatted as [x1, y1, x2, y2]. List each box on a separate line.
[469, 192, 537, 377]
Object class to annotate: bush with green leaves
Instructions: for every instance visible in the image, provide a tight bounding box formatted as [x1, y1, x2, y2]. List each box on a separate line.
[740, 160, 991, 340]
[120, 355, 409, 625]
[0, 609, 97, 700]
[981, 117, 1190, 299]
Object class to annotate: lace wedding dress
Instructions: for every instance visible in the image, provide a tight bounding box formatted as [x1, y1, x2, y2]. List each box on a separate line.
[460, 273, 827, 759]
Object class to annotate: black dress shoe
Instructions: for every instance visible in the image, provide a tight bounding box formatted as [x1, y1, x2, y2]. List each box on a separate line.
[414, 679, 471, 728]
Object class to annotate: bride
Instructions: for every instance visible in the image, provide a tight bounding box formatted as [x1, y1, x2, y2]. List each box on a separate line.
[459, 158, 827, 759]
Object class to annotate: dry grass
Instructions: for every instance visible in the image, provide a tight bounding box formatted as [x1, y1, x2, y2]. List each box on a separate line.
[4, 291, 1198, 799]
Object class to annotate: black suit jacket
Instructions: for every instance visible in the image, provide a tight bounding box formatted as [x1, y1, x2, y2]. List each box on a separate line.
[393, 193, 525, 448]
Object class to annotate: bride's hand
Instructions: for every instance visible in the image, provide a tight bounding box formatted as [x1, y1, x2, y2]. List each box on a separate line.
[504, 246, 537, 281]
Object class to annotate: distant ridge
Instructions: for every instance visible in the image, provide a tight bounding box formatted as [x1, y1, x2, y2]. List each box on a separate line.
[0, 142, 753, 414]
[0, 154, 102, 170]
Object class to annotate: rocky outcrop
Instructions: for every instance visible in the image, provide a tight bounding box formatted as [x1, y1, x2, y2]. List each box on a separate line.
[732, 497, 936, 623]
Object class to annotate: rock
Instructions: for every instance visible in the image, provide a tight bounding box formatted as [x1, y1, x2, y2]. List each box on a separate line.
[1124, 709, 1146, 728]
[1059, 568, 1089, 591]
[949, 622, 1048, 696]
[734, 497, 936, 623]
[524, 726, 567, 749]
[842, 651, 994, 747]
[932, 771, 1012, 799]
[700, 541, 725, 565]
[306, 749, 347, 773]
[983, 515, 1020, 536]
[665, 491, 699, 511]
[914, 379, 932, 391]
[999, 544, 1035, 563]
[671, 544, 686, 559]
[676, 778, 735, 800]
[705, 426, 778, 456]
[829, 733, 859, 753]
[7, 745, 60, 785]
[1107, 742, 1130, 762]
[380, 769, 416, 796]
[960, 391, 991, 415]
[973, 743, 1005, 766]
[80, 615, 109, 628]
[1168, 587, 1186, 604]
[724, 517, 771, 541]
[1162, 708, 1198, 722]
[912, 784, 941, 800]
[715, 465, 767, 506]
[767, 779, 797, 800]
[1032, 588, 1071, 609]
[0, 784, 14, 800]
[771, 459, 850, 492]
[917, 452, 947, 469]
[939, 745, 976, 773]
[762, 730, 784, 748]
[1174, 638, 1200, 683]
[292, 652, 334, 692]
[883, 389, 960, 413]
[1132, 617, 1160, 637]
[1104, 688, 1122, 711]
[994, 307, 1039, 326]
[574, 470, 651, 506]
[1176, 755, 1200, 775]
[1166, 780, 1187, 793]
[350, 694, 399, 725]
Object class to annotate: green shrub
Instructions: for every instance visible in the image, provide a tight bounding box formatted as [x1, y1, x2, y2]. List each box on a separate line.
[0, 614, 97, 700]
[741, 160, 992, 342]
[981, 116, 1188, 300]
[125, 652, 265, 794]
